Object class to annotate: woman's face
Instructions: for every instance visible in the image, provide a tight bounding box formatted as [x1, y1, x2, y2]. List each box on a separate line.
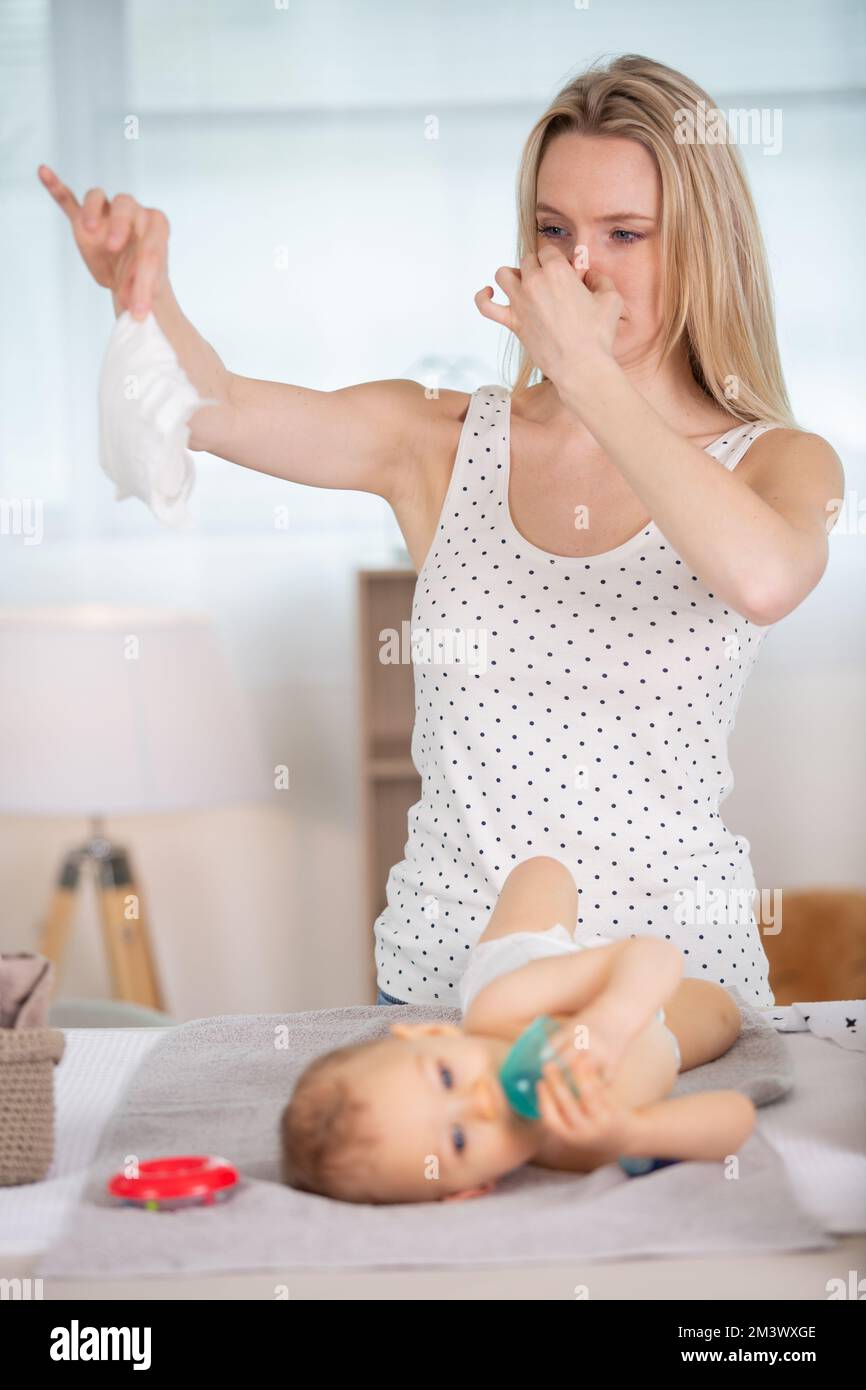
[534, 132, 664, 362]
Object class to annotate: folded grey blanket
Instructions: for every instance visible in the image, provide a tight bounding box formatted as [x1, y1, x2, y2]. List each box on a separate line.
[38, 989, 832, 1277]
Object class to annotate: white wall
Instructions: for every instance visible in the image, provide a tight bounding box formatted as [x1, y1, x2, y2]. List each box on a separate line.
[1, 0, 864, 1018]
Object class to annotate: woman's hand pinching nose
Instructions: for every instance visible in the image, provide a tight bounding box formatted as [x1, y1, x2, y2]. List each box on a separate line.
[474, 246, 622, 391]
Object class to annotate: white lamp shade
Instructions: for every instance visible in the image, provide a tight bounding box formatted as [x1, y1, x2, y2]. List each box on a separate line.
[0, 606, 270, 816]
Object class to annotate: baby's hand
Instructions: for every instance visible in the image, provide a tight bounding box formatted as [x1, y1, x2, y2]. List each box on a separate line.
[536, 1054, 633, 1152]
[545, 1018, 622, 1085]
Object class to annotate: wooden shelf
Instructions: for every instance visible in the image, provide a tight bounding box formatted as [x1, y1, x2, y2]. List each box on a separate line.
[357, 569, 422, 1001]
[367, 756, 418, 780]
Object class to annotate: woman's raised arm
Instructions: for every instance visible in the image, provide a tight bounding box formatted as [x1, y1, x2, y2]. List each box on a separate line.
[37, 165, 427, 506]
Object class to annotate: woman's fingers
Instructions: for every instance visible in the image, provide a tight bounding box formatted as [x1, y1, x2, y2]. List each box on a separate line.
[476, 265, 522, 328]
[494, 263, 521, 296]
[106, 193, 137, 252]
[583, 269, 623, 311]
[81, 186, 109, 232]
[537, 241, 570, 269]
[129, 206, 169, 318]
[37, 167, 170, 310]
[128, 204, 152, 315]
[583, 268, 614, 292]
[36, 164, 81, 221]
[474, 285, 512, 330]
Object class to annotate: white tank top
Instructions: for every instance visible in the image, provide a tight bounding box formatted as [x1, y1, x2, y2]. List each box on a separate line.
[374, 383, 781, 1008]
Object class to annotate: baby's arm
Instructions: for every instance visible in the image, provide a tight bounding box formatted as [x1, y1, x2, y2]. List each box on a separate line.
[565, 937, 683, 1078]
[467, 940, 677, 1037]
[535, 1055, 755, 1169]
[466, 936, 682, 1079]
[623, 1089, 756, 1162]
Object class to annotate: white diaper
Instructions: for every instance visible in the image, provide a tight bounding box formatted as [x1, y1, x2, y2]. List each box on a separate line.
[98, 310, 215, 529]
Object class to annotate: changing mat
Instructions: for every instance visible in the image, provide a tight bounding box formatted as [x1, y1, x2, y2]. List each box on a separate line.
[37, 990, 833, 1277]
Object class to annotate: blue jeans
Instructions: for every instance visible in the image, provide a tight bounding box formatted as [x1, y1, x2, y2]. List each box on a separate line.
[375, 987, 408, 1006]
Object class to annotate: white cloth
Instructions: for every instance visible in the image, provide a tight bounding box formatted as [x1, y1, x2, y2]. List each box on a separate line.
[765, 1000, 866, 1052]
[375, 384, 783, 1007]
[98, 310, 214, 528]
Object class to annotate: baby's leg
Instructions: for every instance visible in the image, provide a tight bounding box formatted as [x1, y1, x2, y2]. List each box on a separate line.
[607, 1015, 682, 1108]
[657, 980, 742, 1073]
[477, 856, 578, 945]
[606, 981, 741, 1109]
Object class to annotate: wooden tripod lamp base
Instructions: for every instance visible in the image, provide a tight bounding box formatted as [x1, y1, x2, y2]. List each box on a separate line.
[39, 821, 164, 1011]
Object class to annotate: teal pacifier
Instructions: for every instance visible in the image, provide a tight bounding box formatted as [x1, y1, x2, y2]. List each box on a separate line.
[499, 1015, 580, 1120]
[500, 1016, 681, 1178]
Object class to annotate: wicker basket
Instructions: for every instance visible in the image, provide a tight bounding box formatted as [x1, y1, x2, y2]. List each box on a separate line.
[0, 1026, 66, 1186]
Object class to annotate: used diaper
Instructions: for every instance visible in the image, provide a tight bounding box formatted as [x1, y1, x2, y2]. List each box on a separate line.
[98, 310, 215, 529]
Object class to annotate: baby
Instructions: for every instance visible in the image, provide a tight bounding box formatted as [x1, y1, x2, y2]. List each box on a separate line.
[280, 856, 755, 1204]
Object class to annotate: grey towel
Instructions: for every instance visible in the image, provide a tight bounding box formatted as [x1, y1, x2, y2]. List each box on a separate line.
[38, 988, 832, 1277]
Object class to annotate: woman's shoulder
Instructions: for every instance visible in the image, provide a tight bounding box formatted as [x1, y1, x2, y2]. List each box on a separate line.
[688, 410, 844, 502]
[735, 422, 844, 490]
[402, 382, 509, 479]
[731, 425, 846, 551]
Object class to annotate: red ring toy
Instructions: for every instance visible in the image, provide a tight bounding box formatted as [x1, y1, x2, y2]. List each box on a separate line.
[107, 1155, 240, 1210]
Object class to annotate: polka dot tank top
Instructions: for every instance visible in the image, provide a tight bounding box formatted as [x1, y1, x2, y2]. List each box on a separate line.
[374, 384, 782, 1008]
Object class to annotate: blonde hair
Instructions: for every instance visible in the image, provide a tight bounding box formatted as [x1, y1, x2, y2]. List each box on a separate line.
[505, 53, 798, 429]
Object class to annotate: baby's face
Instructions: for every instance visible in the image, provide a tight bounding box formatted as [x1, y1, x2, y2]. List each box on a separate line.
[351, 1022, 540, 1202]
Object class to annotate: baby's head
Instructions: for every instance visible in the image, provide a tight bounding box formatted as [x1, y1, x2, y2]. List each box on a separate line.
[280, 1021, 539, 1204]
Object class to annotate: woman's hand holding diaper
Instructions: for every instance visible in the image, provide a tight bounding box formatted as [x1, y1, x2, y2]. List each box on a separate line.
[536, 1054, 634, 1153]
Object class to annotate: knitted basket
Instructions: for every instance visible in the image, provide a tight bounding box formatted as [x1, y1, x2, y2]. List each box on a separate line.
[0, 1026, 66, 1185]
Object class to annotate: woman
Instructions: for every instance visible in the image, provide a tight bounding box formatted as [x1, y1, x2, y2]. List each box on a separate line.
[39, 54, 842, 1012]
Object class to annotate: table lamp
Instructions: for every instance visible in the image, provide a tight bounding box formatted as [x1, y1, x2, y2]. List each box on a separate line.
[0, 605, 268, 1009]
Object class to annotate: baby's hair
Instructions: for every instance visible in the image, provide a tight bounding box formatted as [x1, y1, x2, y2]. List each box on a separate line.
[280, 1038, 390, 1204]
